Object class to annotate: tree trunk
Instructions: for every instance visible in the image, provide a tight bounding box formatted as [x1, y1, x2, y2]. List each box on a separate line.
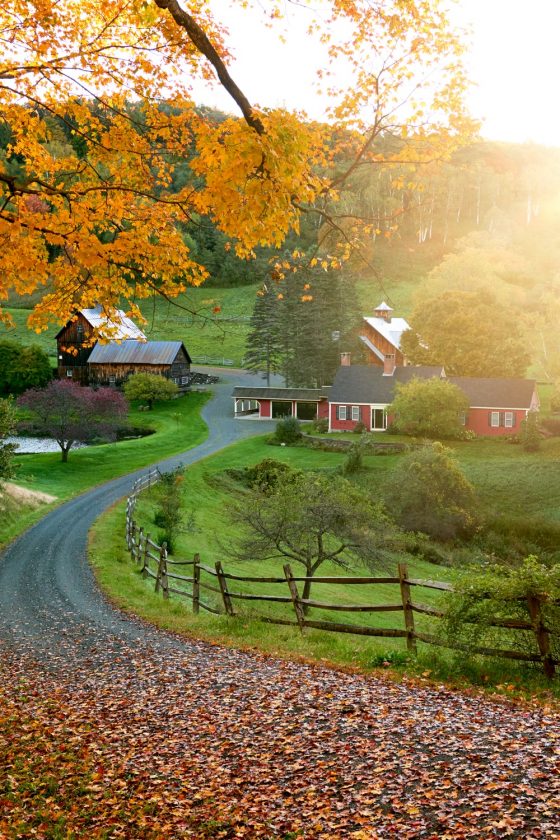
[61, 445, 69, 462]
[301, 571, 313, 615]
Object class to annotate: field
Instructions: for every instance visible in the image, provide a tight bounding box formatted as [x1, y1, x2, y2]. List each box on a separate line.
[0, 391, 209, 549]
[1, 276, 421, 367]
[89, 431, 560, 692]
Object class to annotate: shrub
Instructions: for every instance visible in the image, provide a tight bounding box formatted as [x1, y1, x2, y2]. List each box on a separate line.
[442, 556, 560, 672]
[389, 377, 469, 439]
[274, 416, 302, 444]
[312, 417, 328, 434]
[342, 440, 363, 474]
[153, 467, 185, 553]
[383, 442, 478, 541]
[352, 420, 367, 435]
[244, 458, 299, 492]
[518, 411, 541, 452]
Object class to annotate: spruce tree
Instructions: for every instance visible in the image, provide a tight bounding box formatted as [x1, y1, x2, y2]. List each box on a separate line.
[244, 285, 283, 385]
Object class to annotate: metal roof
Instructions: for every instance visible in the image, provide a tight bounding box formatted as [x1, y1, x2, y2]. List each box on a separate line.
[232, 386, 329, 401]
[80, 306, 146, 340]
[89, 340, 190, 366]
[374, 301, 393, 312]
[362, 315, 410, 350]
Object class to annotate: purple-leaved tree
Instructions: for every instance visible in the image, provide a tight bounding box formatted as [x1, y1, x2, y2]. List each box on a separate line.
[18, 380, 128, 462]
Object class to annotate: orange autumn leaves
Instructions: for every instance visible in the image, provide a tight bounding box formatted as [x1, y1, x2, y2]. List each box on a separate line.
[0, 1, 473, 336]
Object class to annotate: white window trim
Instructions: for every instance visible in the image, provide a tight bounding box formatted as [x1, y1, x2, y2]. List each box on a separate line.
[504, 411, 514, 428]
[351, 405, 360, 422]
[490, 411, 500, 428]
[337, 405, 347, 421]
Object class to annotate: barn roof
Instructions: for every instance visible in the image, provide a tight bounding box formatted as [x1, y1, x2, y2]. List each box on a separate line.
[329, 365, 445, 404]
[449, 376, 536, 409]
[88, 340, 191, 366]
[232, 386, 330, 402]
[362, 314, 410, 350]
[56, 306, 146, 340]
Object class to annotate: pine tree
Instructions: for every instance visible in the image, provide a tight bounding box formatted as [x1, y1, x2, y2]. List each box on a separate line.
[244, 285, 283, 386]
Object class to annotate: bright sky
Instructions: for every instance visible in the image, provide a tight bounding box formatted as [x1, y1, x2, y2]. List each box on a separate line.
[195, 0, 560, 148]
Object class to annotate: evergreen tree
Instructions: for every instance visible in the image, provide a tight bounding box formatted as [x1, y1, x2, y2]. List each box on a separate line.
[244, 285, 283, 385]
[278, 269, 362, 388]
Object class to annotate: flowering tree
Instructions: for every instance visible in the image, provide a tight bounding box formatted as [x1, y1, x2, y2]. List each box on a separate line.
[0, 1, 474, 337]
[18, 381, 128, 461]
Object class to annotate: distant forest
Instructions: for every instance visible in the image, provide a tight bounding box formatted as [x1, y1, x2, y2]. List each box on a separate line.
[4, 103, 560, 377]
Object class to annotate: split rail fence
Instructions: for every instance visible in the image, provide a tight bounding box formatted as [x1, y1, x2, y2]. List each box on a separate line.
[125, 471, 558, 678]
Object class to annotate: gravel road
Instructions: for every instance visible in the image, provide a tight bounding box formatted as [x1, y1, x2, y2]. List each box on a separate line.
[0, 372, 558, 839]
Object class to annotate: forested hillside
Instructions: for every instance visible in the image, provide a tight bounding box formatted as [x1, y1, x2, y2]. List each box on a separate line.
[3, 105, 560, 376]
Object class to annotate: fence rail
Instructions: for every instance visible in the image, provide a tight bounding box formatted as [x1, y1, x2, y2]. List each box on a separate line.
[124, 472, 558, 679]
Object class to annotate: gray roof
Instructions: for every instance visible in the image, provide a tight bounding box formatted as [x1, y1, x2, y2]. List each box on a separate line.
[88, 340, 191, 366]
[449, 376, 536, 409]
[232, 386, 329, 401]
[329, 365, 445, 404]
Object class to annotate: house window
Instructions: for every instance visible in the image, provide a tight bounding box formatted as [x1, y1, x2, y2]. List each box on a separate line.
[504, 411, 514, 428]
[458, 411, 467, 426]
[336, 405, 347, 421]
[181, 376, 189, 385]
[109, 375, 116, 384]
[351, 405, 360, 422]
[66, 369, 73, 377]
[172, 377, 179, 384]
[490, 411, 500, 428]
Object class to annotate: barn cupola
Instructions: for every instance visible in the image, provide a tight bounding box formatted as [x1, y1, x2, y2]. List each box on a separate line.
[373, 301, 393, 322]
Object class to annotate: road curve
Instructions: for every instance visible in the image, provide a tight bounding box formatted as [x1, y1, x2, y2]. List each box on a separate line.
[1, 372, 559, 838]
[0, 371, 275, 667]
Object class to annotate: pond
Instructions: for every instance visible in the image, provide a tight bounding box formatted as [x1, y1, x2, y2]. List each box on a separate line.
[6, 436, 86, 454]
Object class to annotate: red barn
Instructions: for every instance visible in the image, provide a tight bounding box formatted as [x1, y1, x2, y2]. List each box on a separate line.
[358, 302, 410, 367]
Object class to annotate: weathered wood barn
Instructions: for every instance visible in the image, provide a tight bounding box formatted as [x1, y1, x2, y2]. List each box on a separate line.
[56, 306, 192, 391]
[88, 340, 192, 390]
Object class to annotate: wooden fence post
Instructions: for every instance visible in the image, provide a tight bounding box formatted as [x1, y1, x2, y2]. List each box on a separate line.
[136, 527, 144, 565]
[398, 562, 417, 655]
[215, 561, 235, 616]
[155, 543, 169, 599]
[141, 532, 150, 573]
[192, 554, 200, 615]
[284, 564, 306, 631]
[527, 595, 555, 679]
[129, 520, 136, 556]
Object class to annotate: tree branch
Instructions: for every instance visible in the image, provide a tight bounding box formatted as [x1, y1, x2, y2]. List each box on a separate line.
[153, 0, 265, 135]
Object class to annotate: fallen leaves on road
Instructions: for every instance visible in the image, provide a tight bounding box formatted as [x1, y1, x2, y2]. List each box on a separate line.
[1, 639, 559, 839]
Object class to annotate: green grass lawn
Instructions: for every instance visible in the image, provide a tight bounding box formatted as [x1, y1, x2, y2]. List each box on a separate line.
[0, 392, 209, 549]
[90, 433, 560, 695]
[1, 285, 262, 367]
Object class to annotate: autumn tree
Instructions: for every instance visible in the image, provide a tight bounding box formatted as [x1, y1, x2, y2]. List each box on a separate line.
[384, 442, 478, 540]
[231, 471, 394, 608]
[123, 373, 178, 410]
[389, 377, 469, 439]
[18, 381, 128, 461]
[0, 2, 473, 337]
[0, 397, 16, 482]
[400, 290, 530, 377]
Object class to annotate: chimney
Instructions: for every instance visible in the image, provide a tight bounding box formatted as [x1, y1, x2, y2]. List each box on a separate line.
[383, 353, 396, 376]
[340, 352, 351, 367]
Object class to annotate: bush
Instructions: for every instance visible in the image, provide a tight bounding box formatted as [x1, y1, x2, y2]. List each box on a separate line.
[244, 458, 299, 492]
[274, 416, 302, 444]
[352, 420, 367, 435]
[383, 442, 478, 541]
[442, 556, 560, 672]
[389, 377, 469, 439]
[342, 440, 363, 474]
[518, 411, 541, 452]
[153, 467, 185, 553]
[312, 417, 328, 434]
